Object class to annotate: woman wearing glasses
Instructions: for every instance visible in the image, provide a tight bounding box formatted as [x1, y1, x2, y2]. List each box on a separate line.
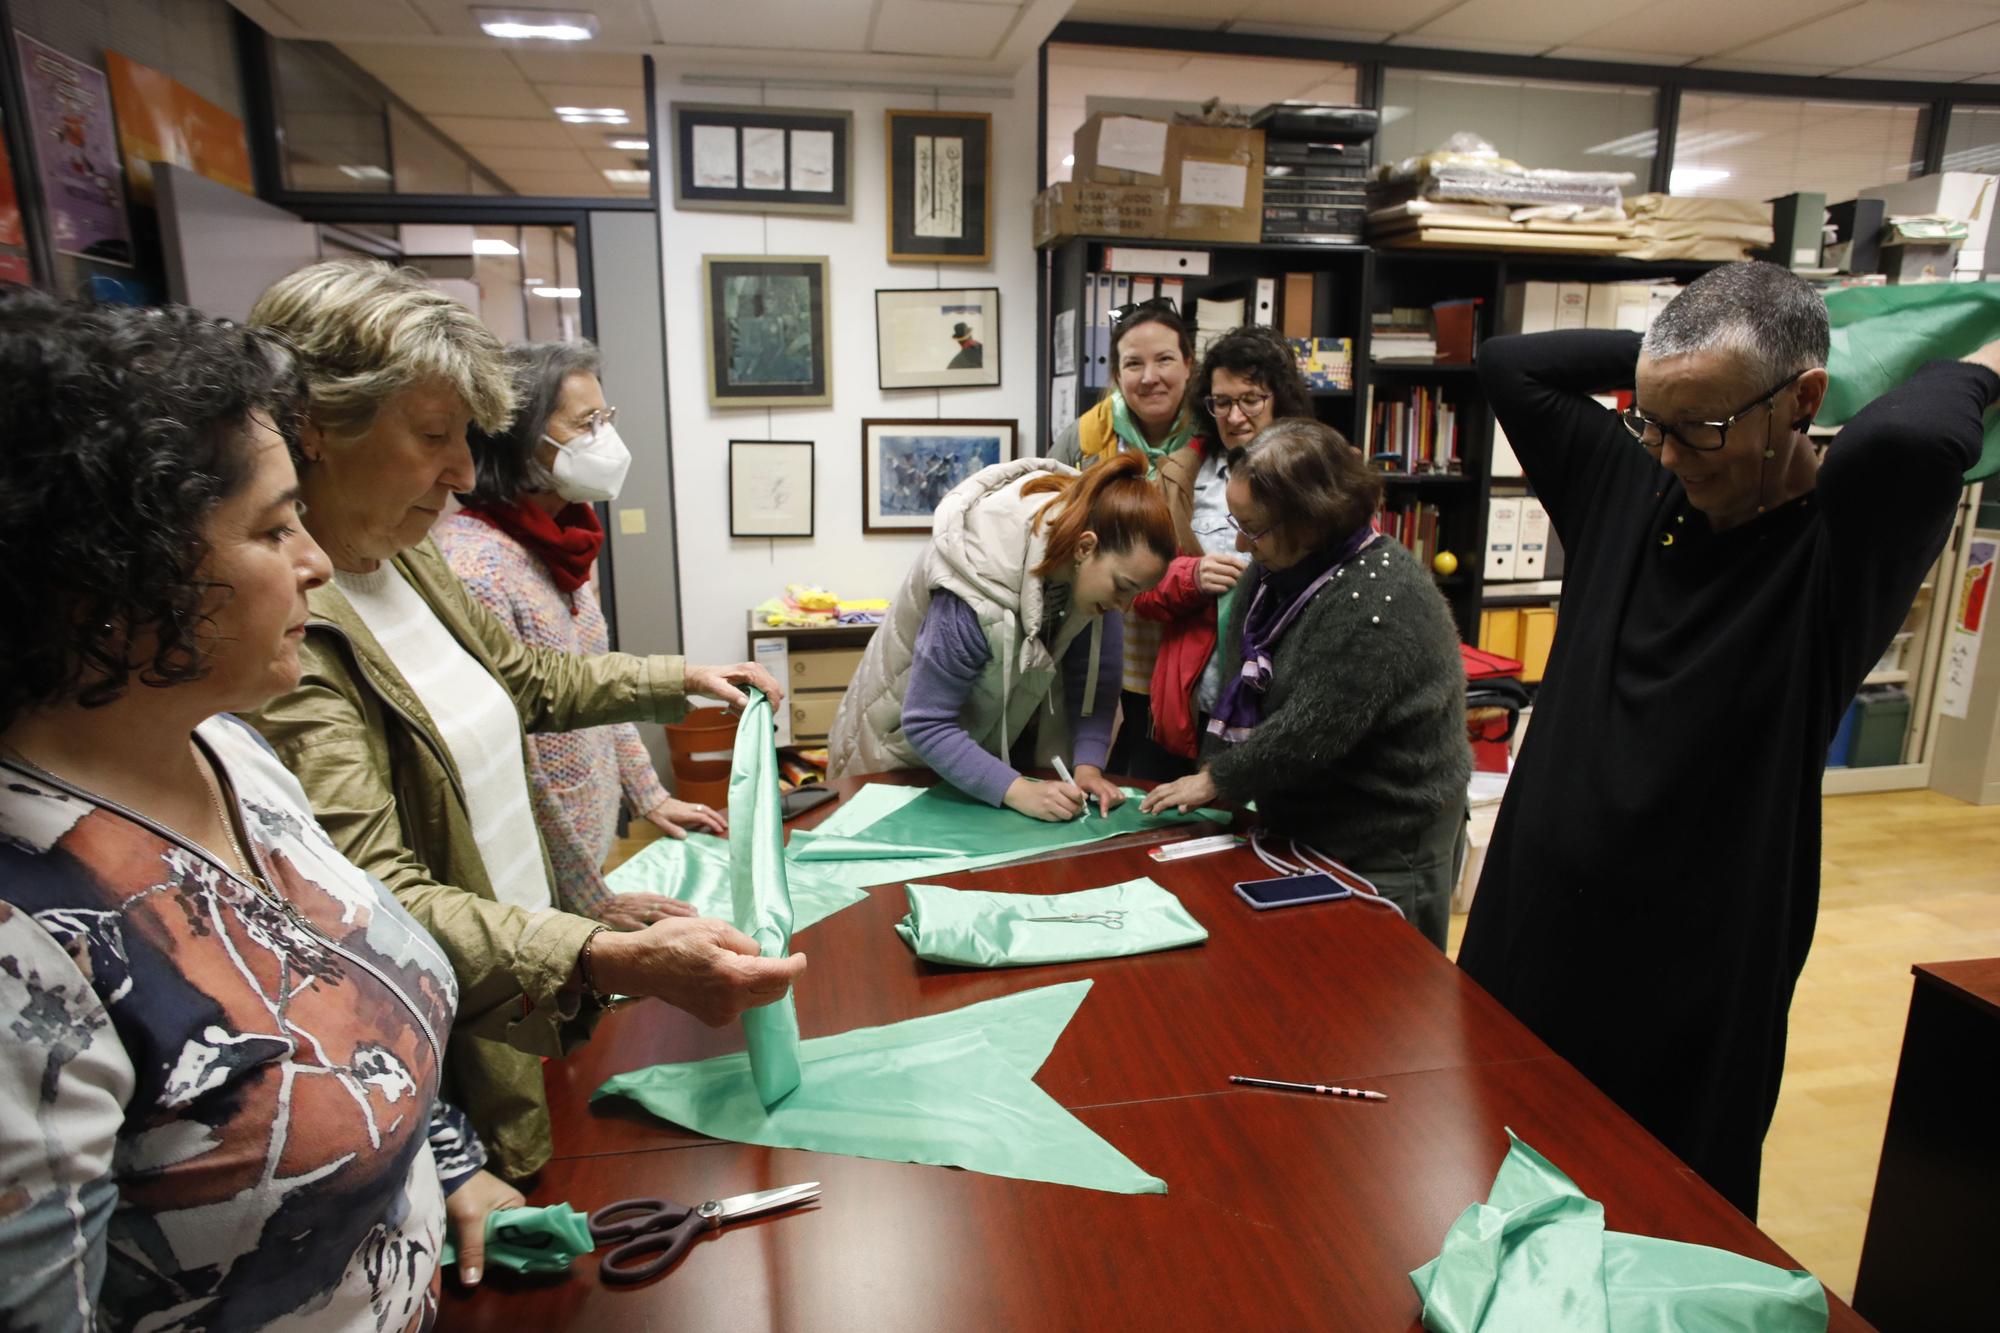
[437, 341, 721, 935]
[1142, 419, 1470, 947]
[1133, 325, 1318, 765]
[1051, 298, 1207, 779]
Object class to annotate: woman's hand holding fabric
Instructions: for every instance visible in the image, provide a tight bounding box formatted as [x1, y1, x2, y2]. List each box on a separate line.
[589, 915, 807, 1026]
[592, 893, 698, 931]
[1140, 767, 1217, 816]
[445, 1169, 526, 1287]
[684, 660, 786, 708]
[645, 796, 727, 839]
[1004, 776, 1084, 822]
[1072, 764, 1126, 813]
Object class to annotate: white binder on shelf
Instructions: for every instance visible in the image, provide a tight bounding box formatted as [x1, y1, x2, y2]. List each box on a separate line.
[1516, 498, 1549, 579]
[1101, 246, 1212, 276]
[1158, 276, 1185, 313]
[1490, 419, 1523, 479]
[1130, 275, 1156, 303]
[1485, 495, 1523, 581]
[1253, 277, 1277, 326]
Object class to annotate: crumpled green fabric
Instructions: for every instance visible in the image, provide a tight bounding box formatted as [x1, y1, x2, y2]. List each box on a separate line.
[895, 876, 1207, 968]
[729, 686, 801, 1107]
[786, 781, 1228, 889]
[594, 979, 1165, 1195]
[1822, 282, 2000, 481]
[606, 830, 866, 933]
[1409, 1130, 1828, 1333]
[439, 1202, 596, 1274]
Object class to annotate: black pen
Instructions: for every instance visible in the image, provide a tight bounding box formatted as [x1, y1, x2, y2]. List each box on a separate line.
[1229, 1075, 1388, 1101]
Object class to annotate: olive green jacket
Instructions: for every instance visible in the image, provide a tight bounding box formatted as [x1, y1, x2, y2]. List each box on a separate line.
[243, 537, 687, 1179]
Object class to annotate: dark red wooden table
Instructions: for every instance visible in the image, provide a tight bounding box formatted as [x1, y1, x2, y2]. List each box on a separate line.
[443, 774, 1869, 1330]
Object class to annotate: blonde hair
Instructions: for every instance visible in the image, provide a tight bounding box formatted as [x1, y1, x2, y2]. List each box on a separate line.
[248, 259, 514, 440]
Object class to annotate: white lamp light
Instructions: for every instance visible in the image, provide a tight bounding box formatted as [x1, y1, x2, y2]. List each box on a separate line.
[532, 286, 583, 298]
[473, 8, 599, 41]
[471, 238, 520, 255]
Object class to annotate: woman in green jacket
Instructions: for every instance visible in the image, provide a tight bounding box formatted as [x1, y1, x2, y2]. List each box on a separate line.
[245, 259, 805, 1180]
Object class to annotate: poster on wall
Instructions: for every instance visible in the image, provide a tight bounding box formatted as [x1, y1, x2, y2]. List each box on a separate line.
[703, 255, 831, 409]
[875, 287, 1000, 391]
[1938, 535, 1995, 720]
[861, 418, 1016, 533]
[885, 110, 990, 264]
[672, 104, 853, 217]
[729, 439, 815, 538]
[16, 34, 131, 266]
[104, 51, 253, 206]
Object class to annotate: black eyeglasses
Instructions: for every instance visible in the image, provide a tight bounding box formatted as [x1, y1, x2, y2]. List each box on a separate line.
[1620, 369, 1807, 454]
[1110, 296, 1179, 326]
[1203, 391, 1271, 420]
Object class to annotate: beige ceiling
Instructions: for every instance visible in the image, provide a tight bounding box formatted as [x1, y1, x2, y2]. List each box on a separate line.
[1065, 0, 2000, 80]
[232, 0, 2000, 198]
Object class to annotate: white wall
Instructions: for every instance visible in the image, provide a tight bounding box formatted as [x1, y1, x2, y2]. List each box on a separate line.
[655, 63, 1041, 667]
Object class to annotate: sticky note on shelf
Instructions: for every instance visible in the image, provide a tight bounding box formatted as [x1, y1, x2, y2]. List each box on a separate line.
[618, 508, 647, 535]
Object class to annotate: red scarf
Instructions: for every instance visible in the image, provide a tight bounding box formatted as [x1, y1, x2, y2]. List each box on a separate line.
[465, 499, 603, 596]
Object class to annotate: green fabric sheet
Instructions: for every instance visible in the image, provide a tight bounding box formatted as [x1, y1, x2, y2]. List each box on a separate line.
[606, 831, 867, 933]
[1410, 1130, 1828, 1333]
[731, 687, 801, 1106]
[595, 979, 1166, 1195]
[1822, 282, 2000, 482]
[439, 1202, 595, 1274]
[786, 782, 1229, 890]
[896, 876, 1208, 968]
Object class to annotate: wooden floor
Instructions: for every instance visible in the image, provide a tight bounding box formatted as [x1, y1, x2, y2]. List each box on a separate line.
[1448, 788, 2000, 1302]
[619, 788, 2000, 1304]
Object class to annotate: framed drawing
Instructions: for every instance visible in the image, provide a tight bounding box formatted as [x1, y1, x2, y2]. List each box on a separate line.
[885, 110, 991, 264]
[729, 440, 814, 538]
[703, 255, 831, 409]
[862, 418, 1018, 533]
[671, 103, 853, 216]
[875, 287, 1000, 391]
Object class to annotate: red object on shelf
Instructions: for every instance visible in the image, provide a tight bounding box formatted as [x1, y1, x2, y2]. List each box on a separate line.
[1462, 643, 1522, 680]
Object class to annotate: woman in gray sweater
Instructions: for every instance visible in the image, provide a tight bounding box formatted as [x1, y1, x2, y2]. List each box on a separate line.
[1142, 419, 1470, 946]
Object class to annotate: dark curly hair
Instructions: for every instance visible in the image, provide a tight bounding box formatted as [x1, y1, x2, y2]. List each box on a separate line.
[460, 339, 603, 508]
[0, 289, 305, 729]
[1192, 325, 1315, 445]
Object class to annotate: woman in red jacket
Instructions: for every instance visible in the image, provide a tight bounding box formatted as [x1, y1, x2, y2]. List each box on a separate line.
[1136, 325, 1316, 762]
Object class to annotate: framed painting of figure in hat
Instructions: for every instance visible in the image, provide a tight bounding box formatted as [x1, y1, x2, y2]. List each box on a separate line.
[885, 109, 991, 264]
[874, 286, 1001, 391]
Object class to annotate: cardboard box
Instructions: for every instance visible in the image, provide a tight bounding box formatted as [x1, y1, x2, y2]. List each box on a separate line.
[1034, 182, 1170, 248]
[1163, 123, 1265, 244]
[1860, 172, 1998, 266]
[1881, 241, 1958, 284]
[1072, 113, 1171, 186]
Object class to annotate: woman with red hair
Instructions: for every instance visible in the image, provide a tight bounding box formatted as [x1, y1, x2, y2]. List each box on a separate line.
[830, 453, 1175, 820]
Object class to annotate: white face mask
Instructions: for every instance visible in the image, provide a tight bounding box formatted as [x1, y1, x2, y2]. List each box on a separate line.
[543, 421, 632, 503]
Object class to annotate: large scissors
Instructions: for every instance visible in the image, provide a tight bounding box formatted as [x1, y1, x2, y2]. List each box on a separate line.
[588, 1181, 821, 1282]
[1024, 909, 1127, 929]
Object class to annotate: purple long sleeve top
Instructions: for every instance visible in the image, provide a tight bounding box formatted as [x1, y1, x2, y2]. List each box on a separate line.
[901, 589, 1122, 805]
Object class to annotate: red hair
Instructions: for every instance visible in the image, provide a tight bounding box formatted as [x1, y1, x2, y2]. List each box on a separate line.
[1022, 451, 1175, 575]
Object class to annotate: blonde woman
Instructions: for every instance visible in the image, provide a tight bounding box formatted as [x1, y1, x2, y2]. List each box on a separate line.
[244, 260, 804, 1181]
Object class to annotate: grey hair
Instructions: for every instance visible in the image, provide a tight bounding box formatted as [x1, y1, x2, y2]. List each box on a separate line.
[1640, 261, 1830, 385]
[461, 340, 604, 506]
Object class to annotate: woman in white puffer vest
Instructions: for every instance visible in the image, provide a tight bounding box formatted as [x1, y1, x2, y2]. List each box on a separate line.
[829, 452, 1175, 821]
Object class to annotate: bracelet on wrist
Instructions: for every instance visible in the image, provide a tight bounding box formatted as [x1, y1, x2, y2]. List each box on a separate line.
[577, 925, 611, 1002]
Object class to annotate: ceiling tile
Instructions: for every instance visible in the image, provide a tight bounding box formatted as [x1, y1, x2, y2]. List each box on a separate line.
[501, 169, 618, 196]
[1412, 0, 1656, 49]
[642, 0, 874, 51]
[505, 49, 647, 85]
[1836, 63, 1980, 77]
[1064, 0, 1245, 21]
[1226, 21, 1395, 42]
[1565, 0, 1856, 59]
[530, 83, 648, 116]
[1237, 0, 1457, 30]
[871, 0, 1021, 58]
[397, 81, 555, 117]
[563, 120, 650, 151]
[472, 146, 604, 172]
[338, 42, 520, 81]
[1046, 43, 1197, 71]
[1717, 2, 1999, 66]
[584, 147, 652, 170]
[1690, 57, 1848, 75]
[270, 0, 434, 37]
[1850, 18, 2000, 70]
[428, 115, 580, 147]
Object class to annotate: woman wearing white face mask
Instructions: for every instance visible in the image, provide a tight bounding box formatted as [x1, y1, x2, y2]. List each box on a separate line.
[437, 340, 717, 933]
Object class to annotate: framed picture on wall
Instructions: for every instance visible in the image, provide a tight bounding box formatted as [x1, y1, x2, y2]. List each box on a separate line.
[884, 110, 991, 264]
[703, 255, 831, 408]
[671, 103, 853, 216]
[729, 439, 814, 537]
[875, 287, 1000, 391]
[861, 418, 1018, 533]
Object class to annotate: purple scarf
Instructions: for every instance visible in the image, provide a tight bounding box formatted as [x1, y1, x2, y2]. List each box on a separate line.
[1208, 527, 1381, 744]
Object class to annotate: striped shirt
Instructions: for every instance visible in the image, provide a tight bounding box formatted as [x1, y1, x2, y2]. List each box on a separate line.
[334, 565, 555, 911]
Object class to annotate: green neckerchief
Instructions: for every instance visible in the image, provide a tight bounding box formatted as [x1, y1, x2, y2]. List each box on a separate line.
[1109, 389, 1197, 479]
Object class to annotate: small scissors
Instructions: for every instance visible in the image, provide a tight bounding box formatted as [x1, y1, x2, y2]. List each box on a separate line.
[588, 1181, 821, 1282]
[1024, 909, 1127, 929]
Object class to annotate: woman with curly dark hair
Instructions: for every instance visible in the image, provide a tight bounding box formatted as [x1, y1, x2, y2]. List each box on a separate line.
[1130, 325, 1318, 765]
[0, 290, 525, 1326]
